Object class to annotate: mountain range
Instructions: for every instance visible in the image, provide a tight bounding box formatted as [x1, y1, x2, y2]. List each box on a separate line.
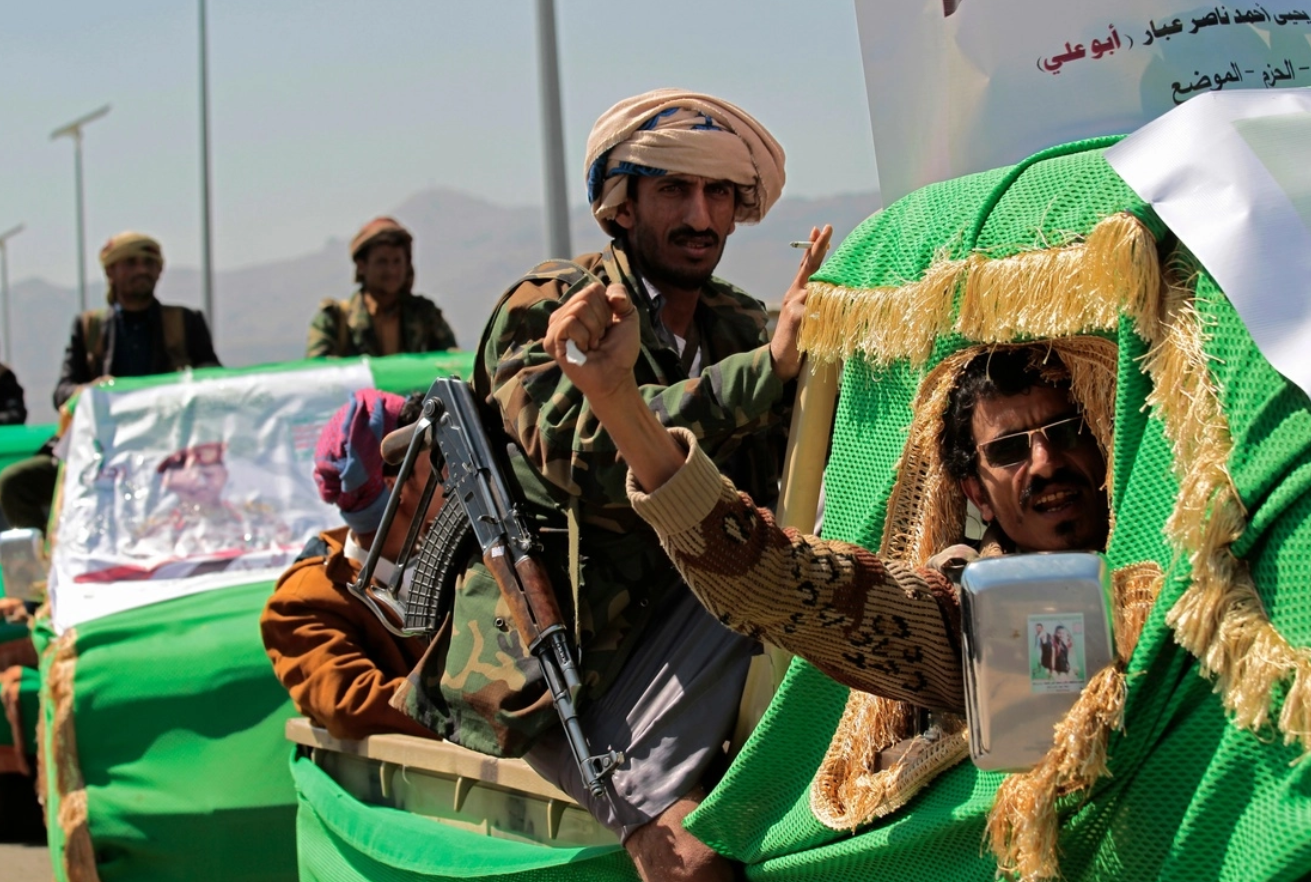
[8, 188, 880, 424]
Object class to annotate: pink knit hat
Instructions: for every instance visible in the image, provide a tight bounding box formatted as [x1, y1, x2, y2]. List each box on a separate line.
[313, 389, 406, 534]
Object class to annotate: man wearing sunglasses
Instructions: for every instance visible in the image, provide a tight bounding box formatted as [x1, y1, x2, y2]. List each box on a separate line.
[944, 348, 1109, 555]
[544, 281, 1110, 711]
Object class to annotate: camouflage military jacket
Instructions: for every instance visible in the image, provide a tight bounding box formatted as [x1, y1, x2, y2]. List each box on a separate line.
[306, 290, 457, 358]
[405, 239, 792, 757]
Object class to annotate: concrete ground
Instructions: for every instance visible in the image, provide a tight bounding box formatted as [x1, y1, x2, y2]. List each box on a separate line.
[0, 842, 52, 881]
[1, 770, 52, 880]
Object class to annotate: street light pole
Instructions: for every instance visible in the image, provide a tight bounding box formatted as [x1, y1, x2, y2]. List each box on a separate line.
[51, 104, 110, 314]
[535, 0, 572, 259]
[0, 224, 24, 364]
[199, 0, 215, 332]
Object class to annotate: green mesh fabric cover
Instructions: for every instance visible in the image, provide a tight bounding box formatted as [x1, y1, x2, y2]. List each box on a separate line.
[35, 351, 476, 882]
[290, 754, 639, 881]
[686, 139, 1311, 881]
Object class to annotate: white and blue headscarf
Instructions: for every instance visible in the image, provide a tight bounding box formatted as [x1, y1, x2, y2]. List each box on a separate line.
[584, 89, 787, 233]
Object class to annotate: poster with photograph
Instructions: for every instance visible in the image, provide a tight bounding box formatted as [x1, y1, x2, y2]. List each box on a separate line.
[49, 362, 373, 632]
[1028, 612, 1086, 693]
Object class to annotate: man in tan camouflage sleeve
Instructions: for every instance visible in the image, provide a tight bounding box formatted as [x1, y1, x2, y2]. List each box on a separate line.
[306, 217, 457, 358]
[545, 283, 1112, 711]
[399, 89, 828, 881]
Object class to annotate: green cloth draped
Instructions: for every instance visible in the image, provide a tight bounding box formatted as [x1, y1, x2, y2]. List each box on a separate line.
[686, 139, 1311, 882]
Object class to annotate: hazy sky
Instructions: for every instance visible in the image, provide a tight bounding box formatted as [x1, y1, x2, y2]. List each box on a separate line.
[0, 1, 878, 288]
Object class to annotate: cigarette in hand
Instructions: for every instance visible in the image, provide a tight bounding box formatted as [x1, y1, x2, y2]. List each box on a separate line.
[566, 339, 587, 366]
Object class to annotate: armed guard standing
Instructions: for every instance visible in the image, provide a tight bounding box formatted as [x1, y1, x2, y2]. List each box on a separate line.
[398, 89, 825, 882]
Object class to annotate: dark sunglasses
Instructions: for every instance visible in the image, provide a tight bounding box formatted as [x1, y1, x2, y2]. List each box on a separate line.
[975, 415, 1090, 469]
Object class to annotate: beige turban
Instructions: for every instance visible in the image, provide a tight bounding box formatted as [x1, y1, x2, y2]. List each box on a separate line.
[584, 89, 786, 232]
[99, 231, 164, 270]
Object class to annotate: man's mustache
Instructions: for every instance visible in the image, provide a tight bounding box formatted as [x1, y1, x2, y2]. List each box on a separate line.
[668, 226, 720, 247]
[1020, 468, 1090, 505]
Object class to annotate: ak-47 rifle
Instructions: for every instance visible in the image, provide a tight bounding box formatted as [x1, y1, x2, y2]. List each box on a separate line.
[351, 376, 622, 798]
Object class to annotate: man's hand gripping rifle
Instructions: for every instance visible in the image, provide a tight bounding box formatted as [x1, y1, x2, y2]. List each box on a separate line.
[352, 376, 622, 798]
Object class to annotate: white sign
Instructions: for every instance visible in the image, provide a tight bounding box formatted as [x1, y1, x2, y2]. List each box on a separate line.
[856, 0, 1311, 205]
[1106, 88, 1311, 398]
[50, 362, 373, 632]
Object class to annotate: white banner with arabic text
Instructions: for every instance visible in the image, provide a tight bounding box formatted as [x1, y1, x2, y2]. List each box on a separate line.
[856, 0, 1311, 204]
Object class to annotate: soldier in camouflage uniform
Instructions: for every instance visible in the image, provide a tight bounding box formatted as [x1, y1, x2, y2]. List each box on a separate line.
[306, 217, 457, 358]
[401, 89, 818, 882]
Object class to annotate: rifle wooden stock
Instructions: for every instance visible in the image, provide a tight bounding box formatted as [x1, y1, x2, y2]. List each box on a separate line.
[481, 542, 566, 649]
[515, 555, 566, 636]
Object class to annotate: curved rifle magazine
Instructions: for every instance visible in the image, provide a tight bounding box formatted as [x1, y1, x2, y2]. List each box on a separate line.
[404, 496, 478, 634]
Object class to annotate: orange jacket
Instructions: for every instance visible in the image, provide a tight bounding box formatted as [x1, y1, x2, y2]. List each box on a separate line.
[261, 527, 434, 740]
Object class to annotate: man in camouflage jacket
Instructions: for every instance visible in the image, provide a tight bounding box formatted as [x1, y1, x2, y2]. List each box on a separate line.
[306, 217, 457, 358]
[402, 89, 822, 882]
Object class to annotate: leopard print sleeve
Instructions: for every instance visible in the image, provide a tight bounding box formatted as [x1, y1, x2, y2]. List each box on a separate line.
[629, 427, 964, 712]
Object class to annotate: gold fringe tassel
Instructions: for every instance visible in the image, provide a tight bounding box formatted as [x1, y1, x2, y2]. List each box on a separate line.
[811, 691, 968, 829]
[798, 256, 963, 366]
[35, 684, 47, 809]
[1279, 656, 1311, 749]
[1112, 562, 1165, 663]
[0, 665, 31, 777]
[810, 692, 919, 828]
[58, 789, 98, 882]
[46, 629, 101, 882]
[958, 214, 1160, 344]
[986, 666, 1127, 882]
[800, 214, 1159, 368]
[1142, 263, 1311, 756]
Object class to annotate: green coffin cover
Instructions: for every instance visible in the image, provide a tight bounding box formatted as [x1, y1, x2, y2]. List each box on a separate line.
[685, 139, 1311, 881]
[43, 579, 297, 881]
[38, 351, 475, 882]
[290, 753, 638, 882]
[0, 423, 57, 476]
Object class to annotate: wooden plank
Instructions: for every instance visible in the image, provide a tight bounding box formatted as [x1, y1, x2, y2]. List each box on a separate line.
[285, 717, 575, 803]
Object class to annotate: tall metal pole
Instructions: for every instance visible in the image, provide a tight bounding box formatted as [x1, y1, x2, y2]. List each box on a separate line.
[51, 105, 110, 315]
[0, 241, 6, 364]
[535, 0, 572, 258]
[198, 0, 215, 331]
[0, 225, 24, 364]
[73, 134, 86, 312]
